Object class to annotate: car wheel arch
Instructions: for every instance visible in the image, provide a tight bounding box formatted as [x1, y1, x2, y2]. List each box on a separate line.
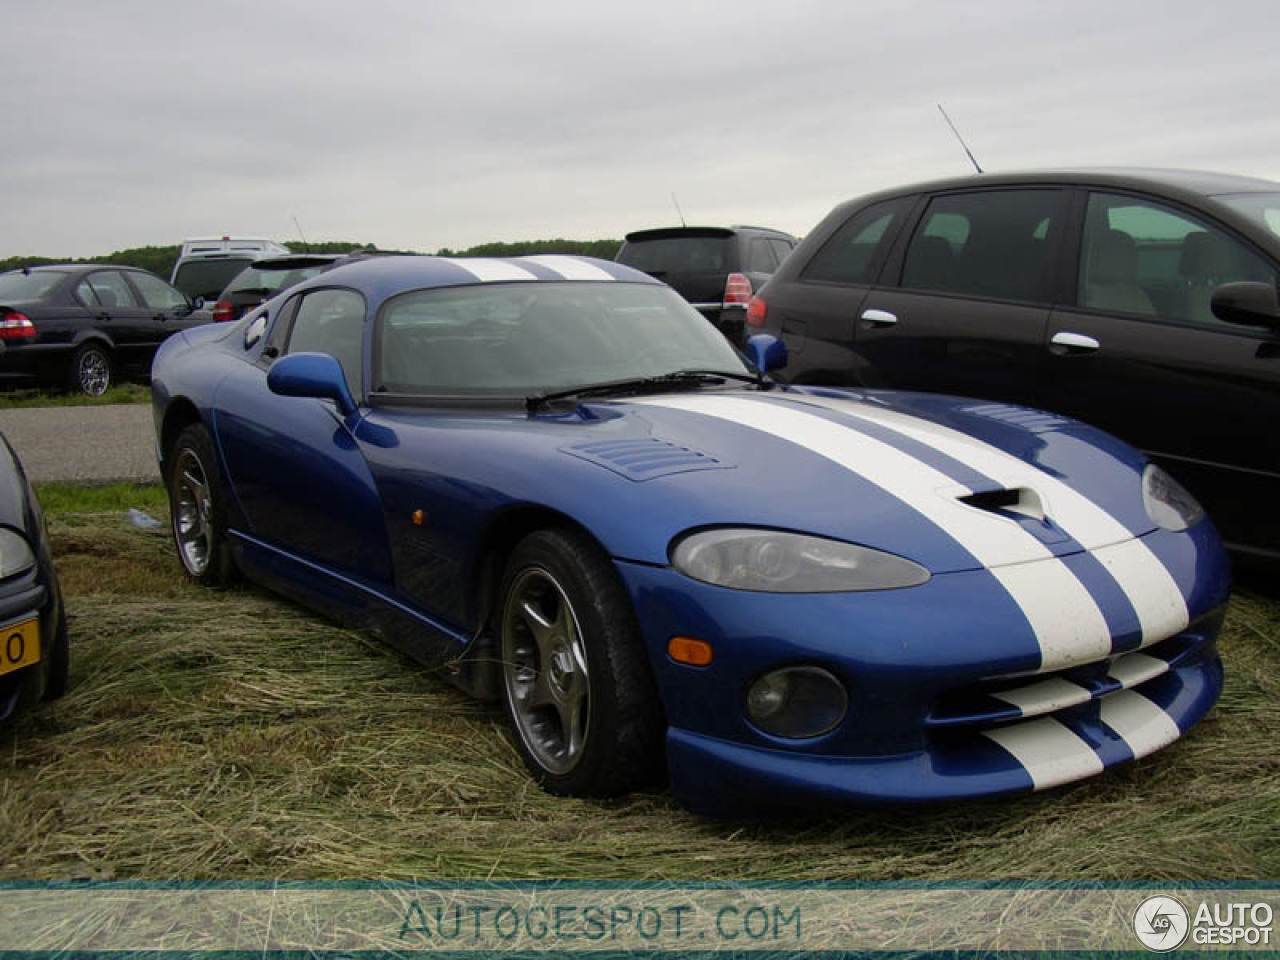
[160, 398, 203, 474]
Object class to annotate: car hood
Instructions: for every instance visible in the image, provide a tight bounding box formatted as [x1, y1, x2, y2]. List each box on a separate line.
[361, 386, 1157, 575]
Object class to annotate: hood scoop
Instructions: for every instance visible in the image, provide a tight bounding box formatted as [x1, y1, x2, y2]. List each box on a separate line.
[563, 437, 731, 482]
[959, 486, 1070, 546]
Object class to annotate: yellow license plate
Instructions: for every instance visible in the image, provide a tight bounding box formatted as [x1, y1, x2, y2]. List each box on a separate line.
[0, 618, 39, 677]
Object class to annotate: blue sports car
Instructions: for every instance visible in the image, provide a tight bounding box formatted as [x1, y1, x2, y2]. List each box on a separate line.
[150, 255, 1229, 816]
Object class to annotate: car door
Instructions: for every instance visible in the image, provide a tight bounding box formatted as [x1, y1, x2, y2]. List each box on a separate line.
[79, 270, 149, 363]
[213, 287, 395, 583]
[762, 196, 916, 385]
[1044, 189, 1280, 558]
[123, 271, 199, 352]
[853, 187, 1069, 403]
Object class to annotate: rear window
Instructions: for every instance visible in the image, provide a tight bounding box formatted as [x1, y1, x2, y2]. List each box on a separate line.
[225, 263, 331, 297]
[617, 237, 734, 274]
[0, 270, 66, 301]
[172, 258, 255, 301]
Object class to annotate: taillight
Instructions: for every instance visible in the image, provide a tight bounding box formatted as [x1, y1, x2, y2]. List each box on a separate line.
[723, 272, 752, 306]
[746, 295, 767, 328]
[212, 300, 233, 323]
[0, 311, 36, 341]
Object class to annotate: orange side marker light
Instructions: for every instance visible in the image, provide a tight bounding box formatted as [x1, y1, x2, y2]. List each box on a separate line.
[668, 636, 713, 666]
[411, 509, 426, 526]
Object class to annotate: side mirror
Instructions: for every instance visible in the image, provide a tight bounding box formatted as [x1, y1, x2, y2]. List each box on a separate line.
[267, 352, 358, 416]
[191, 296, 205, 311]
[1210, 281, 1280, 331]
[745, 333, 788, 373]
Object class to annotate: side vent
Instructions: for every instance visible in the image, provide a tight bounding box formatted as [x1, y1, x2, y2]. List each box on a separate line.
[563, 437, 731, 482]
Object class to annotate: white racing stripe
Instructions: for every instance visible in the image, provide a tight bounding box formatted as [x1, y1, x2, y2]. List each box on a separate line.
[991, 677, 1091, 717]
[793, 394, 1189, 646]
[519, 255, 616, 281]
[1099, 690, 1182, 758]
[1107, 652, 1170, 688]
[638, 394, 1113, 670]
[982, 718, 1105, 790]
[440, 258, 538, 282]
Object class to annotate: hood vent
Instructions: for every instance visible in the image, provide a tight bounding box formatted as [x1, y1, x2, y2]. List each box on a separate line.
[563, 437, 730, 482]
[960, 487, 1046, 522]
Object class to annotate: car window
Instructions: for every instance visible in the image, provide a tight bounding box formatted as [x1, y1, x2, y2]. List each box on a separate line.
[285, 289, 367, 395]
[618, 237, 731, 273]
[900, 190, 1062, 302]
[801, 198, 910, 285]
[129, 272, 188, 311]
[172, 257, 256, 301]
[86, 271, 140, 309]
[746, 237, 779, 273]
[1215, 192, 1280, 240]
[768, 238, 794, 266]
[75, 279, 100, 307]
[1079, 192, 1279, 328]
[0, 271, 66, 301]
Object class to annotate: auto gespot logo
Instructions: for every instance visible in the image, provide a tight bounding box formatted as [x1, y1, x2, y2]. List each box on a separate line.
[1133, 895, 1274, 951]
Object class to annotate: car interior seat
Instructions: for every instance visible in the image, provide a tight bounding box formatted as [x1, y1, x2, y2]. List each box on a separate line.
[1081, 229, 1156, 316]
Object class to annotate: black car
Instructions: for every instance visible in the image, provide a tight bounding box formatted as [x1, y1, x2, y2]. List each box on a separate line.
[0, 432, 68, 719]
[615, 225, 797, 342]
[748, 168, 1280, 563]
[0, 265, 208, 395]
[211, 251, 400, 323]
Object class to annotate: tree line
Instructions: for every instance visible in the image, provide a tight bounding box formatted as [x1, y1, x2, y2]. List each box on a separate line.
[0, 238, 623, 278]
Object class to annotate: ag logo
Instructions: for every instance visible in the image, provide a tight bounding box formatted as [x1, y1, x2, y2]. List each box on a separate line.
[1133, 895, 1190, 952]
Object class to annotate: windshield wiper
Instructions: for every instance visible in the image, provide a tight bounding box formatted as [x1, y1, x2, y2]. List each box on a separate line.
[527, 371, 750, 411]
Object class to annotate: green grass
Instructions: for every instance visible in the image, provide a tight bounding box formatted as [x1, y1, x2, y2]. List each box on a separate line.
[1, 486, 1277, 880]
[34, 481, 168, 516]
[0, 383, 150, 409]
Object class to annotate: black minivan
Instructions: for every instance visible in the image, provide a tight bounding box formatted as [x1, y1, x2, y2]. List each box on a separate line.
[749, 169, 1280, 564]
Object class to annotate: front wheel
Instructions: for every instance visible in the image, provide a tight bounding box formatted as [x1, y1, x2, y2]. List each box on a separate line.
[68, 342, 113, 396]
[167, 424, 236, 587]
[498, 528, 664, 797]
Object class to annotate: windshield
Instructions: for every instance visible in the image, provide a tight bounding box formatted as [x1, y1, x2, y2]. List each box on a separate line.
[375, 281, 751, 396]
[0, 270, 66, 301]
[173, 258, 255, 301]
[1216, 192, 1280, 239]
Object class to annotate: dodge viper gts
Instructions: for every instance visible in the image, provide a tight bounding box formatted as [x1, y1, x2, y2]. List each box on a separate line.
[150, 255, 1229, 815]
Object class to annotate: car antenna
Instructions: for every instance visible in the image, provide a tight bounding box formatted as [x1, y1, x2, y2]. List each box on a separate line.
[937, 103, 983, 174]
[671, 193, 687, 227]
[292, 215, 310, 253]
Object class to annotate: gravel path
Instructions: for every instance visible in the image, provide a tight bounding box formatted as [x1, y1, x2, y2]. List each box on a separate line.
[0, 405, 159, 484]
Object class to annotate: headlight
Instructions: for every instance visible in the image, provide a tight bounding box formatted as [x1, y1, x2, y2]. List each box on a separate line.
[1142, 464, 1204, 532]
[670, 528, 930, 593]
[0, 528, 35, 579]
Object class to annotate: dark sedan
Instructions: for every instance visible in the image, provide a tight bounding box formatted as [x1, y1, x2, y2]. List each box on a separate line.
[0, 432, 68, 719]
[0, 265, 209, 396]
[748, 169, 1280, 565]
[211, 252, 385, 323]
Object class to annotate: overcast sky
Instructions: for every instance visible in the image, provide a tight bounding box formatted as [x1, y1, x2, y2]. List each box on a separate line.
[3, 0, 1277, 259]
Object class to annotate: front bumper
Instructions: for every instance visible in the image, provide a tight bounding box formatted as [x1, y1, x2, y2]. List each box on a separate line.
[617, 522, 1230, 815]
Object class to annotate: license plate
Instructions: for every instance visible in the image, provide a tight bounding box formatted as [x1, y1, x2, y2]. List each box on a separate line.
[0, 618, 39, 677]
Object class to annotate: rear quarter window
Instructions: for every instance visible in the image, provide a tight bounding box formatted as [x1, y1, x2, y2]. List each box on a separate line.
[801, 198, 911, 285]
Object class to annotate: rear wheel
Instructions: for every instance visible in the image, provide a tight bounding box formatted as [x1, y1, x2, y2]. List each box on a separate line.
[167, 424, 236, 587]
[68, 342, 113, 396]
[498, 528, 664, 796]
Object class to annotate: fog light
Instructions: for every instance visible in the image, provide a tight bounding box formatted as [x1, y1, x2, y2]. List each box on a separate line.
[745, 666, 848, 739]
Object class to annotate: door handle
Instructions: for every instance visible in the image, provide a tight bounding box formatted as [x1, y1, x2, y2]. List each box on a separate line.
[1050, 331, 1100, 354]
[861, 308, 898, 328]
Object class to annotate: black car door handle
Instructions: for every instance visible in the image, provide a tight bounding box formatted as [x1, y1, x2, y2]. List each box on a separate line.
[860, 308, 898, 328]
[1050, 331, 1100, 354]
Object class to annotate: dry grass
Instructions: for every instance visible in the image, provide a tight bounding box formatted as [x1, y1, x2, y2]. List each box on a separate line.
[1, 490, 1276, 880]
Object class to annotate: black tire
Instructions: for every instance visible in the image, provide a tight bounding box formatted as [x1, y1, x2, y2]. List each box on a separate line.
[68, 342, 113, 397]
[497, 527, 664, 797]
[42, 594, 70, 700]
[166, 423, 236, 587]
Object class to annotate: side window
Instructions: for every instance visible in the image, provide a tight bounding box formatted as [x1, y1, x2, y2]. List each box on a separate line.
[900, 189, 1062, 302]
[1079, 192, 1279, 328]
[285, 289, 367, 395]
[802, 198, 910, 285]
[75, 279, 100, 307]
[747, 237, 779, 273]
[263, 295, 301, 361]
[768, 238, 794, 266]
[129, 272, 188, 311]
[85, 271, 140, 309]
